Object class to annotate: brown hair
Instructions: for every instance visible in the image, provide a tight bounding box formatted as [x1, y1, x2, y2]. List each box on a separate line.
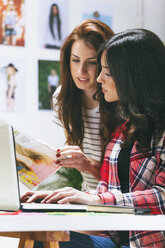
[54, 19, 115, 161]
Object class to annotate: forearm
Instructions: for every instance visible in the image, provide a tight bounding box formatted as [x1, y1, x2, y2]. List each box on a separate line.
[84, 158, 101, 180]
[97, 185, 165, 214]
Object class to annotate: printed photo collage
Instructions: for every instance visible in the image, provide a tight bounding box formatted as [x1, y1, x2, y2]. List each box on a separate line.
[0, 0, 115, 112]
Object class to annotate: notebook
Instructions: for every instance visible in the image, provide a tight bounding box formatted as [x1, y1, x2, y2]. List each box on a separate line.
[86, 204, 151, 215]
[0, 123, 151, 214]
[0, 123, 86, 212]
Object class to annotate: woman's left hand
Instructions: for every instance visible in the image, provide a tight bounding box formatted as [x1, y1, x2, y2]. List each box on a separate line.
[41, 187, 102, 205]
[21, 190, 54, 203]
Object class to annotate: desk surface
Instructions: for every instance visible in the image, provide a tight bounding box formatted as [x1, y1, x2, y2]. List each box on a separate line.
[0, 213, 164, 232]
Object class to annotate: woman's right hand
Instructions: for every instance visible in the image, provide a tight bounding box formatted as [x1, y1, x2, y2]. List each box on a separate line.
[55, 146, 101, 179]
[55, 145, 89, 171]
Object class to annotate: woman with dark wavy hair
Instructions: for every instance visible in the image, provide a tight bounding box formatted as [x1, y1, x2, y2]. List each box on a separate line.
[45, 3, 62, 49]
[24, 28, 165, 248]
[52, 19, 119, 192]
[94, 28, 165, 247]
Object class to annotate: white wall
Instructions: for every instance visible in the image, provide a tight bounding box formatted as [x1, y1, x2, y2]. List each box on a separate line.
[0, 0, 65, 149]
[0, 0, 165, 149]
[0, 0, 165, 247]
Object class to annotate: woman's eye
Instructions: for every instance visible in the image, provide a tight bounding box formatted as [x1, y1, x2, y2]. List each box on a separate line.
[105, 73, 111, 77]
[72, 59, 80, 63]
[88, 61, 97, 65]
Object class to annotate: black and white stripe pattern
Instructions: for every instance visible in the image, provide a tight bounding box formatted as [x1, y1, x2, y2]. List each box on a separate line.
[81, 106, 101, 191]
[52, 87, 101, 191]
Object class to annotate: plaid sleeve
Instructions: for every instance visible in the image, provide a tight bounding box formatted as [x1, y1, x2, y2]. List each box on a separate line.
[97, 133, 165, 215]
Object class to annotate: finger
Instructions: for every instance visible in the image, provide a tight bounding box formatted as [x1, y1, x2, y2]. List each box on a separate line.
[56, 152, 84, 165]
[58, 192, 91, 205]
[56, 146, 80, 154]
[60, 149, 83, 158]
[57, 196, 76, 204]
[21, 195, 30, 203]
[26, 193, 47, 203]
[45, 190, 73, 203]
[60, 157, 84, 165]
[57, 158, 85, 169]
[41, 192, 57, 203]
[20, 191, 35, 201]
[21, 191, 51, 202]
[42, 187, 72, 202]
[44, 195, 59, 203]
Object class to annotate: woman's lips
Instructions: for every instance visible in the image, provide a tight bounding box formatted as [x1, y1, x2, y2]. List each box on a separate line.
[77, 77, 89, 83]
[102, 87, 107, 93]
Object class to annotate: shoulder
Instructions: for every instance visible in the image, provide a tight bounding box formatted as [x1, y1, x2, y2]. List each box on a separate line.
[110, 121, 126, 140]
[52, 85, 63, 126]
[104, 123, 126, 155]
[52, 85, 61, 102]
[52, 85, 61, 115]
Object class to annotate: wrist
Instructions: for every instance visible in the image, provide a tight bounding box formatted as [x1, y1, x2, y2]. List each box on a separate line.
[84, 159, 101, 179]
[91, 194, 102, 204]
[84, 158, 96, 172]
[85, 192, 102, 204]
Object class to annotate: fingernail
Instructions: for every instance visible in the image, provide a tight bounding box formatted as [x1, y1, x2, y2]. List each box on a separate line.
[56, 153, 60, 158]
[56, 149, 60, 152]
[56, 159, 60, 164]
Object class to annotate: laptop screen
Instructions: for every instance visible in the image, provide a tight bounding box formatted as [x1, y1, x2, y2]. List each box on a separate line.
[0, 124, 21, 211]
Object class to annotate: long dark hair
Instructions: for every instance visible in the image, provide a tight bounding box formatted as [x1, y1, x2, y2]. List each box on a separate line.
[98, 29, 165, 152]
[54, 19, 116, 161]
[49, 3, 61, 40]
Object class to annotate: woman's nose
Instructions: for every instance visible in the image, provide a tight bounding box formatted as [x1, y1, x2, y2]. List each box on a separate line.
[97, 72, 102, 84]
[78, 63, 87, 74]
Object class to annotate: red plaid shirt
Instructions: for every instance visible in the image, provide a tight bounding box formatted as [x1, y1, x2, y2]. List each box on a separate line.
[97, 122, 165, 247]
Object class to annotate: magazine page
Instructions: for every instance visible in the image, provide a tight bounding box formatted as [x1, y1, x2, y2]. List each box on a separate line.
[14, 129, 60, 189]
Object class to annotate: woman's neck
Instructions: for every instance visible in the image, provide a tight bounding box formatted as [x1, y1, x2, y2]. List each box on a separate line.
[82, 89, 99, 110]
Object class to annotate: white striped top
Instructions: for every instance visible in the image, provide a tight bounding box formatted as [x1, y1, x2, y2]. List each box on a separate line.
[81, 106, 101, 191]
[52, 87, 101, 192]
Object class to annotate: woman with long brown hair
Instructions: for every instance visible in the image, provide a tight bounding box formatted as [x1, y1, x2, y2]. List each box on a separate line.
[29, 19, 118, 248]
[53, 19, 119, 192]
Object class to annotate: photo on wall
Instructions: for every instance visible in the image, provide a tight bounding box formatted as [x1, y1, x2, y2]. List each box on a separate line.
[37, 0, 70, 50]
[38, 60, 60, 110]
[0, 0, 26, 47]
[80, 0, 114, 28]
[0, 57, 26, 111]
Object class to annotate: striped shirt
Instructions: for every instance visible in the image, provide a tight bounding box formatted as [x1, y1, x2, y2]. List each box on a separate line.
[52, 87, 101, 192]
[81, 106, 101, 191]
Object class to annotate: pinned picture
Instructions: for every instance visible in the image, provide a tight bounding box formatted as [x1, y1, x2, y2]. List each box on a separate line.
[81, 0, 114, 28]
[0, 0, 26, 47]
[38, 60, 60, 110]
[0, 58, 26, 111]
[38, 0, 70, 50]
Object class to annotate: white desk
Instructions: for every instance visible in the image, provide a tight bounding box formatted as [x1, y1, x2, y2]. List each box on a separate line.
[0, 213, 164, 248]
[0, 212, 164, 232]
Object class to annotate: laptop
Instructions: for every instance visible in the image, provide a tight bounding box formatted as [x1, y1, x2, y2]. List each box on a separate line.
[0, 123, 86, 212]
[0, 123, 151, 214]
